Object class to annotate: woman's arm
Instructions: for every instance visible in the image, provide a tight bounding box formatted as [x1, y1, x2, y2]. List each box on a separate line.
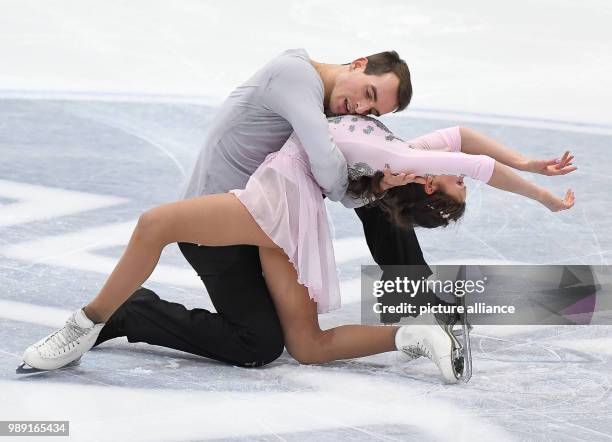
[459, 127, 527, 169]
[398, 125, 575, 211]
[459, 127, 576, 175]
[330, 117, 574, 211]
[335, 126, 496, 183]
[486, 161, 575, 211]
[401, 125, 575, 211]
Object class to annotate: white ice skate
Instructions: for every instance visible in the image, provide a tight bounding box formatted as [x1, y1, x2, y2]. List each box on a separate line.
[20, 308, 104, 371]
[395, 310, 472, 384]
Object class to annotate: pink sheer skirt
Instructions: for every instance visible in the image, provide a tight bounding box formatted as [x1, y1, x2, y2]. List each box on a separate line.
[230, 138, 341, 314]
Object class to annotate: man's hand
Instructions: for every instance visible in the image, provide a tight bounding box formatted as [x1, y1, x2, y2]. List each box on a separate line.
[521, 150, 577, 176]
[380, 166, 425, 192]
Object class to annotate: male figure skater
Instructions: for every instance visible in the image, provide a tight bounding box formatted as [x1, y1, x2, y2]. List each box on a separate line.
[92, 48, 423, 367]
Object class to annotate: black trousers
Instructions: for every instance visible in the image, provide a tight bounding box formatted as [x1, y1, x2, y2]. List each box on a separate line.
[355, 206, 436, 323]
[93, 205, 430, 367]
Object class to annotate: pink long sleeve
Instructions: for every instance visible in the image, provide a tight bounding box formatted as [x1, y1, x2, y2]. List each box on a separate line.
[328, 116, 495, 183]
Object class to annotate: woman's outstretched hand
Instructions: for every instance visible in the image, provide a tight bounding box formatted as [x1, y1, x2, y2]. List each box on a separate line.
[522, 150, 577, 176]
[540, 188, 575, 212]
[380, 167, 426, 192]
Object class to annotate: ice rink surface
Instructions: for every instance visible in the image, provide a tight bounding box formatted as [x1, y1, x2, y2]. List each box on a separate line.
[1, 1, 612, 441]
[1, 100, 611, 441]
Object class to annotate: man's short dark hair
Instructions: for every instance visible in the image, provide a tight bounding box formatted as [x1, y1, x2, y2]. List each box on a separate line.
[363, 51, 412, 112]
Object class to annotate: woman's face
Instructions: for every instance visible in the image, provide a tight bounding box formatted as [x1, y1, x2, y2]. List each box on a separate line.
[423, 175, 467, 203]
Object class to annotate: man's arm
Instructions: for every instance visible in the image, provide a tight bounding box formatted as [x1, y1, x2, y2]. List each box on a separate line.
[262, 60, 348, 201]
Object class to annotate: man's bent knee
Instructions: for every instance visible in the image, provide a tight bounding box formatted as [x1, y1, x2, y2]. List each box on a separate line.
[236, 325, 285, 368]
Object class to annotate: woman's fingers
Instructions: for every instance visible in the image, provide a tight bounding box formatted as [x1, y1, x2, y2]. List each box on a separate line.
[547, 157, 577, 175]
[555, 165, 577, 175]
[563, 189, 575, 209]
[561, 152, 574, 167]
[402, 173, 426, 184]
[558, 154, 573, 168]
[563, 165, 577, 173]
[550, 189, 575, 212]
[381, 168, 423, 189]
[561, 150, 570, 163]
[553, 151, 574, 170]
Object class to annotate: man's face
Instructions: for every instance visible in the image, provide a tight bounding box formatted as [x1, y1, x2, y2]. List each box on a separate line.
[328, 58, 400, 117]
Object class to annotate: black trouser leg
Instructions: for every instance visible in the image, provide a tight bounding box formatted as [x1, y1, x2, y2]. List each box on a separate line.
[93, 243, 284, 367]
[354, 205, 429, 267]
[355, 205, 436, 321]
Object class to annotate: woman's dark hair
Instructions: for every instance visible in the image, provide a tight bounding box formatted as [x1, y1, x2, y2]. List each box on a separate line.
[347, 172, 466, 229]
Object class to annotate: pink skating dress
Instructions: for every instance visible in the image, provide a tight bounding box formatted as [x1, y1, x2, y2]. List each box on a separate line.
[230, 115, 495, 313]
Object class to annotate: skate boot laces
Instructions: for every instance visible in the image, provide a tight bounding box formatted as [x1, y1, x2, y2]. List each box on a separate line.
[36, 315, 90, 357]
[403, 340, 432, 359]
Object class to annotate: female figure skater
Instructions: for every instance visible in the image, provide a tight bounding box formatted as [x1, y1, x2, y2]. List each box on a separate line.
[22, 115, 576, 383]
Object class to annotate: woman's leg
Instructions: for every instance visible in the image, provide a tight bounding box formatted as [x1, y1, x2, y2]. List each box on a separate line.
[85, 194, 278, 323]
[259, 247, 398, 364]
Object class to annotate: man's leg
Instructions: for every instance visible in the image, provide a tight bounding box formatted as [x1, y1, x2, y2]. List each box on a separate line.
[355, 205, 430, 267]
[355, 205, 435, 321]
[93, 243, 284, 367]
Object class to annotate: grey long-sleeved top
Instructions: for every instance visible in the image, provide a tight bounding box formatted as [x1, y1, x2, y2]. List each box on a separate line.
[181, 48, 348, 202]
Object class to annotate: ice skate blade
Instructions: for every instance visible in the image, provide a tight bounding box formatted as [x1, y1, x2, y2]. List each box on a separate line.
[16, 357, 82, 375]
[440, 321, 472, 383]
[451, 323, 473, 338]
[437, 301, 473, 383]
[455, 329, 472, 383]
